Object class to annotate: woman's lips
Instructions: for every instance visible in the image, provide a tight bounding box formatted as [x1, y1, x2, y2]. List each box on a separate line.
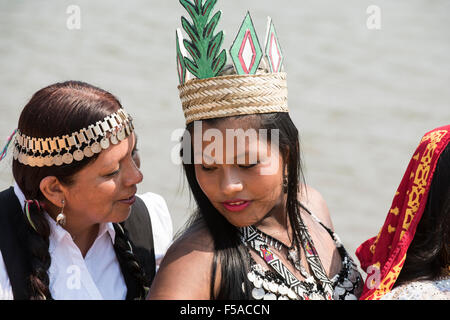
[221, 199, 251, 212]
[119, 195, 136, 206]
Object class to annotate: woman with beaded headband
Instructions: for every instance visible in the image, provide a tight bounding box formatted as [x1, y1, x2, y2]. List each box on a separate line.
[0, 81, 169, 300]
[148, 0, 363, 300]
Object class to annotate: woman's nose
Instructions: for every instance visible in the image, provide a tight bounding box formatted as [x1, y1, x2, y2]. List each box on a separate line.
[125, 159, 143, 186]
[221, 168, 243, 196]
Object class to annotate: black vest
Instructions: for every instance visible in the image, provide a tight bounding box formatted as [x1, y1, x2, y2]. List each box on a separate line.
[0, 187, 156, 300]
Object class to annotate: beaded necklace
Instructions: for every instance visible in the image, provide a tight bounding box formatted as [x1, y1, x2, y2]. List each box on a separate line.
[240, 213, 334, 300]
[254, 228, 310, 279]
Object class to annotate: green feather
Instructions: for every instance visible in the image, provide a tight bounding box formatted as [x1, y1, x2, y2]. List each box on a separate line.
[178, 0, 226, 79]
[212, 50, 227, 74]
[181, 17, 199, 44]
[183, 39, 200, 61]
[179, 0, 199, 22]
[207, 31, 224, 58]
[202, 0, 217, 20]
[184, 56, 199, 76]
[204, 10, 221, 38]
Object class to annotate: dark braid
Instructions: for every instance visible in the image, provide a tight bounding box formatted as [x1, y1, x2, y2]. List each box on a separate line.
[19, 202, 149, 300]
[19, 200, 53, 300]
[113, 223, 150, 299]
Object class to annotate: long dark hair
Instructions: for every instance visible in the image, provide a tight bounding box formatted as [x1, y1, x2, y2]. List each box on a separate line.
[395, 143, 450, 286]
[11, 81, 148, 299]
[180, 112, 306, 299]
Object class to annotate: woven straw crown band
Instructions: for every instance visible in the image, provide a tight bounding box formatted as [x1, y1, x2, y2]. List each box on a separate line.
[13, 108, 134, 167]
[178, 72, 289, 125]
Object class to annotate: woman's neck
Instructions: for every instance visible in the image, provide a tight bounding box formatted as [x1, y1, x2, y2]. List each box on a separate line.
[67, 223, 100, 257]
[254, 193, 294, 247]
[46, 204, 100, 257]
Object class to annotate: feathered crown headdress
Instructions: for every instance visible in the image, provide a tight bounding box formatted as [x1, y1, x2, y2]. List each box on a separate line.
[176, 0, 289, 125]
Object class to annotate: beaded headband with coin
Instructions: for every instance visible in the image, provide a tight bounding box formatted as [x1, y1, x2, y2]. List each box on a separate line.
[176, 0, 289, 125]
[12, 108, 134, 167]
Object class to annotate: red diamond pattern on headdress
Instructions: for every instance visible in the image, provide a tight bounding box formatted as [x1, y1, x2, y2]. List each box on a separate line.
[230, 12, 263, 75]
[269, 33, 281, 72]
[238, 30, 257, 74]
[264, 17, 284, 73]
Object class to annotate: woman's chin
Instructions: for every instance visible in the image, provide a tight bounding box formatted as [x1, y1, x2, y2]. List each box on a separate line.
[109, 207, 132, 223]
[222, 214, 258, 228]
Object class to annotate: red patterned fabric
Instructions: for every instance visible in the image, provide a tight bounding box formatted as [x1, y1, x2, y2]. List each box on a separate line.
[356, 125, 450, 300]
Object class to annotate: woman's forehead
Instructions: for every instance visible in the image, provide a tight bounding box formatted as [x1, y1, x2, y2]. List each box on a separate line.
[202, 115, 261, 131]
[192, 129, 278, 165]
[101, 133, 135, 163]
[78, 134, 135, 174]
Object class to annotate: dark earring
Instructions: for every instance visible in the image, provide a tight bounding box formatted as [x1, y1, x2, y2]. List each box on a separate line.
[283, 176, 288, 193]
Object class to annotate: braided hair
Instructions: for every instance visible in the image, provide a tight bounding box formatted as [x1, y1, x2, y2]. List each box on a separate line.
[11, 81, 149, 299]
[17, 200, 52, 299]
[113, 223, 150, 299]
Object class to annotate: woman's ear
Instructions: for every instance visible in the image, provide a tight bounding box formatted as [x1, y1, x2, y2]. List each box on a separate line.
[283, 146, 290, 175]
[39, 176, 65, 208]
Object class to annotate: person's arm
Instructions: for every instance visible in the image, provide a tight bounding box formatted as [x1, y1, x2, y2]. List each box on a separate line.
[147, 223, 217, 300]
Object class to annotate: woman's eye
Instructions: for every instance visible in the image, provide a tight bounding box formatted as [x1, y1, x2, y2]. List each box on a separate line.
[106, 169, 120, 177]
[239, 163, 258, 169]
[201, 165, 216, 171]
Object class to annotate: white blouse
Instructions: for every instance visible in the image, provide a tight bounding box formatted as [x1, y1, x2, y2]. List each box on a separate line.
[380, 276, 450, 300]
[0, 184, 173, 300]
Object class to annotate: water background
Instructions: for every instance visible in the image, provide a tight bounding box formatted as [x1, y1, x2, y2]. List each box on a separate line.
[1, 0, 449, 263]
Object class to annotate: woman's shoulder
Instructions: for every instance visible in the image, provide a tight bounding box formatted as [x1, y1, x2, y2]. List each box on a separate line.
[136, 192, 173, 236]
[381, 277, 450, 300]
[299, 185, 334, 231]
[148, 220, 216, 299]
[137, 192, 170, 215]
[172, 219, 215, 253]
